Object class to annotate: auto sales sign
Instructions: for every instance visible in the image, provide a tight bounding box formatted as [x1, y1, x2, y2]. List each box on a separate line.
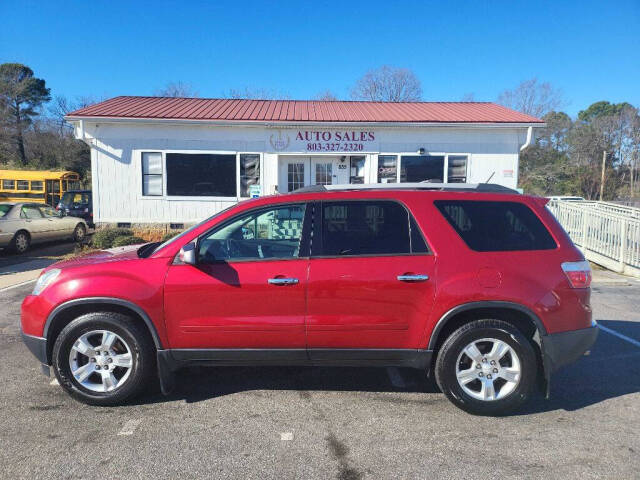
[269, 129, 376, 152]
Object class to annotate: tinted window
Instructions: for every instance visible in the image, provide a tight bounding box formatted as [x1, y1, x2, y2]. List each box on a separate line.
[410, 216, 429, 253]
[320, 201, 412, 256]
[199, 204, 306, 262]
[401, 155, 444, 183]
[0, 205, 12, 217]
[434, 200, 556, 252]
[166, 153, 236, 197]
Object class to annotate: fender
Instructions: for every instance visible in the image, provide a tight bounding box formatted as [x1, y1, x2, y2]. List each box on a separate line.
[427, 300, 547, 350]
[43, 297, 164, 350]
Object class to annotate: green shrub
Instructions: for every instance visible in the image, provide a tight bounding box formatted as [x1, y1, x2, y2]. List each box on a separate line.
[111, 235, 146, 247]
[161, 230, 183, 242]
[91, 228, 133, 249]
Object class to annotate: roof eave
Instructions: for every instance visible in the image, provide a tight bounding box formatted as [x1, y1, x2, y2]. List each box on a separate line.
[64, 115, 545, 129]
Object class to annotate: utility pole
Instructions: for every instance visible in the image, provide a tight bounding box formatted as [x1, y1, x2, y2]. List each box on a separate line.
[599, 150, 606, 201]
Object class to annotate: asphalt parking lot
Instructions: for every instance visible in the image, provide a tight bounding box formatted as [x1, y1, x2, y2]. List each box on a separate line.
[1, 275, 639, 479]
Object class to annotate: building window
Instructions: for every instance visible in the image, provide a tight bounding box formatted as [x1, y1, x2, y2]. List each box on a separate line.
[31, 181, 44, 191]
[2, 180, 15, 190]
[16, 180, 29, 191]
[350, 156, 365, 184]
[315, 162, 333, 185]
[166, 153, 236, 197]
[240, 154, 260, 197]
[377, 155, 397, 183]
[142, 152, 163, 196]
[447, 155, 468, 183]
[287, 163, 304, 192]
[400, 155, 445, 183]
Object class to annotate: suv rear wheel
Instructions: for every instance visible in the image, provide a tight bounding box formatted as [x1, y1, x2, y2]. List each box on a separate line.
[52, 312, 155, 406]
[435, 319, 537, 415]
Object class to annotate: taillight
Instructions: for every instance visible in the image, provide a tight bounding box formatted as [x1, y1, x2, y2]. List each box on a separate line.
[561, 261, 592, 288]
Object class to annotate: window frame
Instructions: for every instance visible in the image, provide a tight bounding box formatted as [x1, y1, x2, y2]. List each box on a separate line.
[137, 150, 264, 201]
[193, 201, 313, 264]
[311, 199, 432, 259]
[376, 153, 470, 184]
[141, 152, 164, 196]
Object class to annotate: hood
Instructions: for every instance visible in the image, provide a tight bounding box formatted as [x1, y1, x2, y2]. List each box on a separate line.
[49, 243, 145, 270]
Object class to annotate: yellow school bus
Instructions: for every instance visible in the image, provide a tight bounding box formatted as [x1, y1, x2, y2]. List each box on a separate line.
[0, 170, 81, 206]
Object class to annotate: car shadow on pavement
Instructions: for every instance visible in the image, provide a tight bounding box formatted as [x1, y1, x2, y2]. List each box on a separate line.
[133, 320, 640, 413]
[516, 319, 640, 415]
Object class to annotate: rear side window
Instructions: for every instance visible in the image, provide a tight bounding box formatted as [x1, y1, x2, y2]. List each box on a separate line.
[319, 201, 428, 256]
[434, 200, 556, 252]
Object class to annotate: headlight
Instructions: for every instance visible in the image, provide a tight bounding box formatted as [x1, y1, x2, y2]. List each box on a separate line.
[32, 269, 61, 296]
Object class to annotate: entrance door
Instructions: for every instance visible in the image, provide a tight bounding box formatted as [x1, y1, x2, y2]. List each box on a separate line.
[312, 158, 334, 186]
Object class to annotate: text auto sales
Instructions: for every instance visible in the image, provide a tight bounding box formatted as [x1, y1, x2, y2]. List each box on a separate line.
[298, 130, 375, 152]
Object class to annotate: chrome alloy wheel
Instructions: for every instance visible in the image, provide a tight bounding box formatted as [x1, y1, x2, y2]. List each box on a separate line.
[15, 233, 29, 253]
[68, 330, 133, 393]
[455, 337, 521, 401]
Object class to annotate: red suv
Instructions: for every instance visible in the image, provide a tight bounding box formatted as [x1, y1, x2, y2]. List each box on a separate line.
[21, 184, 597, 415]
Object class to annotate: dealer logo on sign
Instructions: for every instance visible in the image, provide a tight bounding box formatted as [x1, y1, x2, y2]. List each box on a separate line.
[269, 131, 290, 151]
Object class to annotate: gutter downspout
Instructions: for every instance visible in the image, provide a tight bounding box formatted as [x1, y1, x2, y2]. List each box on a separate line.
[520, 126, 533, 151]
[515, 126, 533, 192]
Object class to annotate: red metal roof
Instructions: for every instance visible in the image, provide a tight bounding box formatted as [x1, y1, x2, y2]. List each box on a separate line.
[67, 96, 543, 124]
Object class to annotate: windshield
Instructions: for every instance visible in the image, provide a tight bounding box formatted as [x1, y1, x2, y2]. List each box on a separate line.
[0, 204, 12, 217]
[147, 204, 239, 257]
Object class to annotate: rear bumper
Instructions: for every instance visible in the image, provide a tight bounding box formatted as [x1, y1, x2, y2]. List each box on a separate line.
[543, 322, 599, 372]
[21, 331, 48, 364]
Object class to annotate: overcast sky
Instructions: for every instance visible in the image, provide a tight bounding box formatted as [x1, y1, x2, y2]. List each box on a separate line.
[1, 0, 639, 116]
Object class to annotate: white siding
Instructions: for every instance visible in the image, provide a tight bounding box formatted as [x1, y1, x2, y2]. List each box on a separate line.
[82, 122, 531, 224]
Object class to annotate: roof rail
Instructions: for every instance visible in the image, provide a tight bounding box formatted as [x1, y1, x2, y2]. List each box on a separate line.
[292, 183, 519, 194]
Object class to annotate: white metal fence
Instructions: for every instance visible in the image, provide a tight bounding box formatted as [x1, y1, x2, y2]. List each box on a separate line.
[547, 199, 640, 277]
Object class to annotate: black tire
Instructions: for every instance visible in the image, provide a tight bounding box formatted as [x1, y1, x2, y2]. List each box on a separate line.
[434, 319, 537, 416]
[72, 223, 86, 243]
[52, 312, 155, 406]
[10, 230, 30, 253]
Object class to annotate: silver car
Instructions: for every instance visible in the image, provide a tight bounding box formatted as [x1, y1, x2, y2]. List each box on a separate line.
[0, 202, 88, 253]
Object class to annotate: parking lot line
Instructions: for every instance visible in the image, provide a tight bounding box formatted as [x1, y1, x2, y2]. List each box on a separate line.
[280, 432, 294, 441]
[0, 278, 37, 292]
[598, 325, 640, 349]
[386, 367, 406, 388]
[49, 378, 59, 386]
[118, 419, 142, 436]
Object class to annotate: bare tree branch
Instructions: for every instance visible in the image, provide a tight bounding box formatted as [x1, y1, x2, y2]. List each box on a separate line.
[350, 66, 422, 102]
[154, 81, 199, 98]
[497, 78, 565, 118]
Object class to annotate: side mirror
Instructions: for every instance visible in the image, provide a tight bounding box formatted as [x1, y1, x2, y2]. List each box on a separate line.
[177, 242, 197, 265]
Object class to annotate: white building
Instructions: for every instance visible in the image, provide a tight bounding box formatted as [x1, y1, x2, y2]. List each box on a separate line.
[66, 97, 543, 227]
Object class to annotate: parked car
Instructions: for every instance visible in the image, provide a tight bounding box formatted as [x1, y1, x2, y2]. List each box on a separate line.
[21, 184, 597, 415]
[57, 190, 93, 228]
[0, 202, 88, 253]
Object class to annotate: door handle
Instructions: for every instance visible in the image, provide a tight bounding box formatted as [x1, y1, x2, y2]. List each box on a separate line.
[397, 274, 429, 282]
[268, 277, 299, 286]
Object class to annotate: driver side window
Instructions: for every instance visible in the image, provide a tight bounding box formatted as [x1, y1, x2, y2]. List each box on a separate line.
[198, 204, 307, 263]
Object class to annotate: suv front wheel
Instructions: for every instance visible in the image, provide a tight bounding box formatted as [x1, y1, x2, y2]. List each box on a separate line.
[52, 312, 155, 406]
[435, 319, 537, 415]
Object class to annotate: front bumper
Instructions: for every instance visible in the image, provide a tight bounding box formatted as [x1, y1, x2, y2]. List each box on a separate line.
[21, 331, 48, 364]
[543, 322, 599, 372]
